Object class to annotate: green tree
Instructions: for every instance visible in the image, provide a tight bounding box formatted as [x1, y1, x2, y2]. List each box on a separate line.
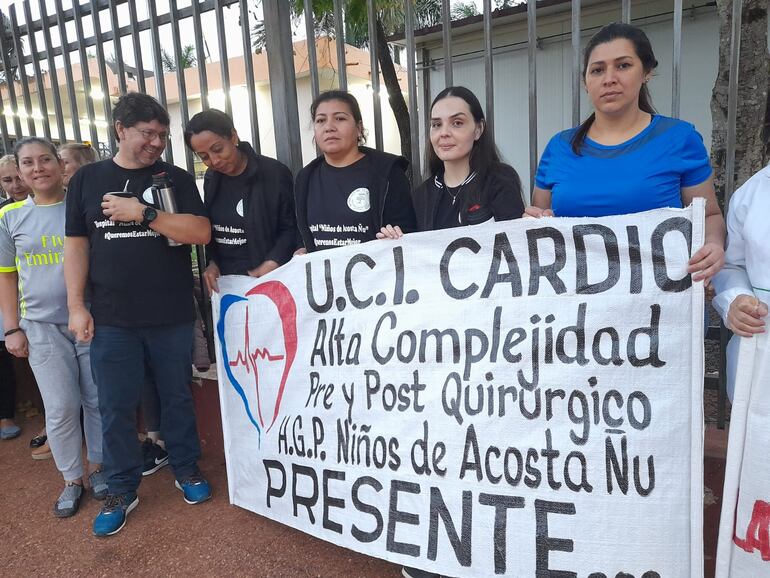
[452, 2, 479, 19]
[250, 0, 443, 167]
[161, 45, 197, 73]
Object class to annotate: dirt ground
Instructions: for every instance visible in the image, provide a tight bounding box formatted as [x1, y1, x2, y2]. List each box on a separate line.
[0, 414, 401, 578]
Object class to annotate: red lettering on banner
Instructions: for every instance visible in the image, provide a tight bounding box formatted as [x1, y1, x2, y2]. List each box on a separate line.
[734, 499, 770, 561]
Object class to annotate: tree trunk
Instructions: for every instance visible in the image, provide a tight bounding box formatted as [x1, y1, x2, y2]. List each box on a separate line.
[375, 18, 413, 177]
[710, 0, 770, 204]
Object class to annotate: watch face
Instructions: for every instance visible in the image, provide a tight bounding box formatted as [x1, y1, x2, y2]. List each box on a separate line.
[143, 206, 158, 223]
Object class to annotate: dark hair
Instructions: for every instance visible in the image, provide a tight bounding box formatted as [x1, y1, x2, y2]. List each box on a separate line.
[112, 92, 170, 142]
[58, 142, 98, 165]
[310, 90, 366, 145]
[571, 22, 658, 154]
[183, 109, 235, 149]
[14, 137, 59, 163]
[426, 86, 509, 200]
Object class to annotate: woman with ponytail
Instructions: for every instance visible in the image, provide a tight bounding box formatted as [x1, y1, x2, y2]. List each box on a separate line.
[529, 22, 725, 285]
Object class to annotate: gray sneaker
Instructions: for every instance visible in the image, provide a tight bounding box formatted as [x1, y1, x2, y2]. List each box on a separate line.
[54, 482, 83, 518]
[88, 470, 108, 500]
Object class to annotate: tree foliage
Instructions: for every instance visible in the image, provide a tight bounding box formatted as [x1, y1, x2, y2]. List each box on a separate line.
[161, 45, 197, 72]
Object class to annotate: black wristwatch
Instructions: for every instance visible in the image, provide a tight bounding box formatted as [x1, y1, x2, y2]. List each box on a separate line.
[141, 206, 158, 228]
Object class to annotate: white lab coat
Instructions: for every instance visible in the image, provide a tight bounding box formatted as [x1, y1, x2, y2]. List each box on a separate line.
[712, 163, 770, 400]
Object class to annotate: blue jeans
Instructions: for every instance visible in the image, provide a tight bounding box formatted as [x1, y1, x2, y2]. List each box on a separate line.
[90, 323, 201, 495]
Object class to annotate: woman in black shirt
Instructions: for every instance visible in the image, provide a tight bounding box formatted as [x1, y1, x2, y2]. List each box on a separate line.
[379, 86, 524, 241]
[184, 109, 296, 293]
[295, 90, 416, 253]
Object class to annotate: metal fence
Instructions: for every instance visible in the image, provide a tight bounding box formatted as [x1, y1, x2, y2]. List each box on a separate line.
[0, 0, 738, 423]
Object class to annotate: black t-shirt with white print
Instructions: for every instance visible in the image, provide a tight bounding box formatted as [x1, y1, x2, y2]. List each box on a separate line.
[209, 166, 251, 275]
[306, 155, 375, 250]
[65, 159, 206, 327]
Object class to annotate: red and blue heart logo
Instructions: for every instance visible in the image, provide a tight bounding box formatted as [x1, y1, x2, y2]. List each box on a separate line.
[217, 281, 298, 445]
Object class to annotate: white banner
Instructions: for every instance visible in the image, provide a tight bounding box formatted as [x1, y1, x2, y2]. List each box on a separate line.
[214, 203, 705, 577]
[716, 326, 770, 577]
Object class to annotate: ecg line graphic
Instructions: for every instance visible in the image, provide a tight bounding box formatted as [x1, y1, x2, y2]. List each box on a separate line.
[228, 306, 285, 376]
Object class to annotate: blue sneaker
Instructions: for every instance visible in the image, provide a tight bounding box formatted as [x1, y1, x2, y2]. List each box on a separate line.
[93, 493, 138, 537]
[174, 473, 211, 505]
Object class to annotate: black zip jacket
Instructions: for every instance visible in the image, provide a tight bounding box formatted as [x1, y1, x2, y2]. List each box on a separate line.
[411, 163, 525, 231]
[203, 142, 296, 272]
[294, 147, 417, 252]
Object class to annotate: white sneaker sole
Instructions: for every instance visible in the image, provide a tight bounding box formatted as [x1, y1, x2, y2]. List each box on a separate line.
[98, 497, 139, 537]
[142, 457, 169, 476]
[174, 480, 212, 505]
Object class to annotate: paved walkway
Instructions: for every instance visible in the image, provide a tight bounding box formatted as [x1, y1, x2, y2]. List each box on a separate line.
[0, 414, 400, 578]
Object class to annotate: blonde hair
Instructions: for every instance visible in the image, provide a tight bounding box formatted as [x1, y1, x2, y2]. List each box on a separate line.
[58, 142, 98, 166]
[0, 154, 18, 170]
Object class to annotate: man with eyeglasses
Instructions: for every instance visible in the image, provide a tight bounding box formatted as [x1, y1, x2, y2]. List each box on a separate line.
[64, 92, 213, 537]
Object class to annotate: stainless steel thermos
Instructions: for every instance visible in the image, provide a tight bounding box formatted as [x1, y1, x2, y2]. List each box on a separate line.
[151, 172, 181, 247]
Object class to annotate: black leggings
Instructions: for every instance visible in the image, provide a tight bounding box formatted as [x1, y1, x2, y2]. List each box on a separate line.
[0, 342, 17, 419]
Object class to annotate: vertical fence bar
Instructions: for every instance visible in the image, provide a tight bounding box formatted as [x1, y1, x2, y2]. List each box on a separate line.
[527, 0, 538, 194]
[108, 0, 128, 95]
[169, 0, 193, 173]
[671, 0, 682, 118]
[405, 0, 420, 177]
[333, 0, 347, 90]
[304, 0, 320, 100]
[54, 0, 81, 142]
[0, 16, 23, 139]
[483, 0, 494, 135]
[72, 0, 99, 146]
[37, 0, 66, 142]
[89, 0, 116, 153]
[128, 0, 146, 93]
[239, 1, 260, 152]
[571, 0, 581, 126]
[724, 0, 743, 208]
[441, 0, 453, 87]
[367, 0, 383, 151]
[191, 0, 209, 111]
[621, 0, 631, 24]
[421, 47, 431, 146]
[0, 93, 9, 153]
[22, 0, 51, 140]
[264, 0, 302, 174]
[10, 6, 36, 136]
[147, 0, 173, 163]
[214, 0, 232, 117]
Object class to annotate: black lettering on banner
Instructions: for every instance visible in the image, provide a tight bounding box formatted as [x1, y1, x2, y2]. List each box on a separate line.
[351, 476, 384, 543]
[428, 487, 472, 566]
[387, 480, 421, 557]
[527, 227, 567, 295]
[556, 302, 589, 366]
[420, 327, 461, 364]
[573, 224, 620, 294]
[627, 225, 643, 294]
[651, 217, 692, 292]
[478, 493, 525, 575]
[322, 469, 345, 534]
[264, 459, 286, 507]
[372, 311, 396, 364]
[628, 305, 665, 368]
[535, 499, 577, 578]
[345, 254, 375, 309]
[592, 327, 623, 366]
[393, 246, 406, 305]
[459, 424, 482, 481]
[306, 259, 334, 313]
[292, 464, 319, 523]
[440, 237, 481, 299]
[481, 232, 523, 298]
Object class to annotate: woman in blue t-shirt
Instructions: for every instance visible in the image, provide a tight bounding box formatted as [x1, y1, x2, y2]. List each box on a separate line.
[529, 22, 725, 285]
